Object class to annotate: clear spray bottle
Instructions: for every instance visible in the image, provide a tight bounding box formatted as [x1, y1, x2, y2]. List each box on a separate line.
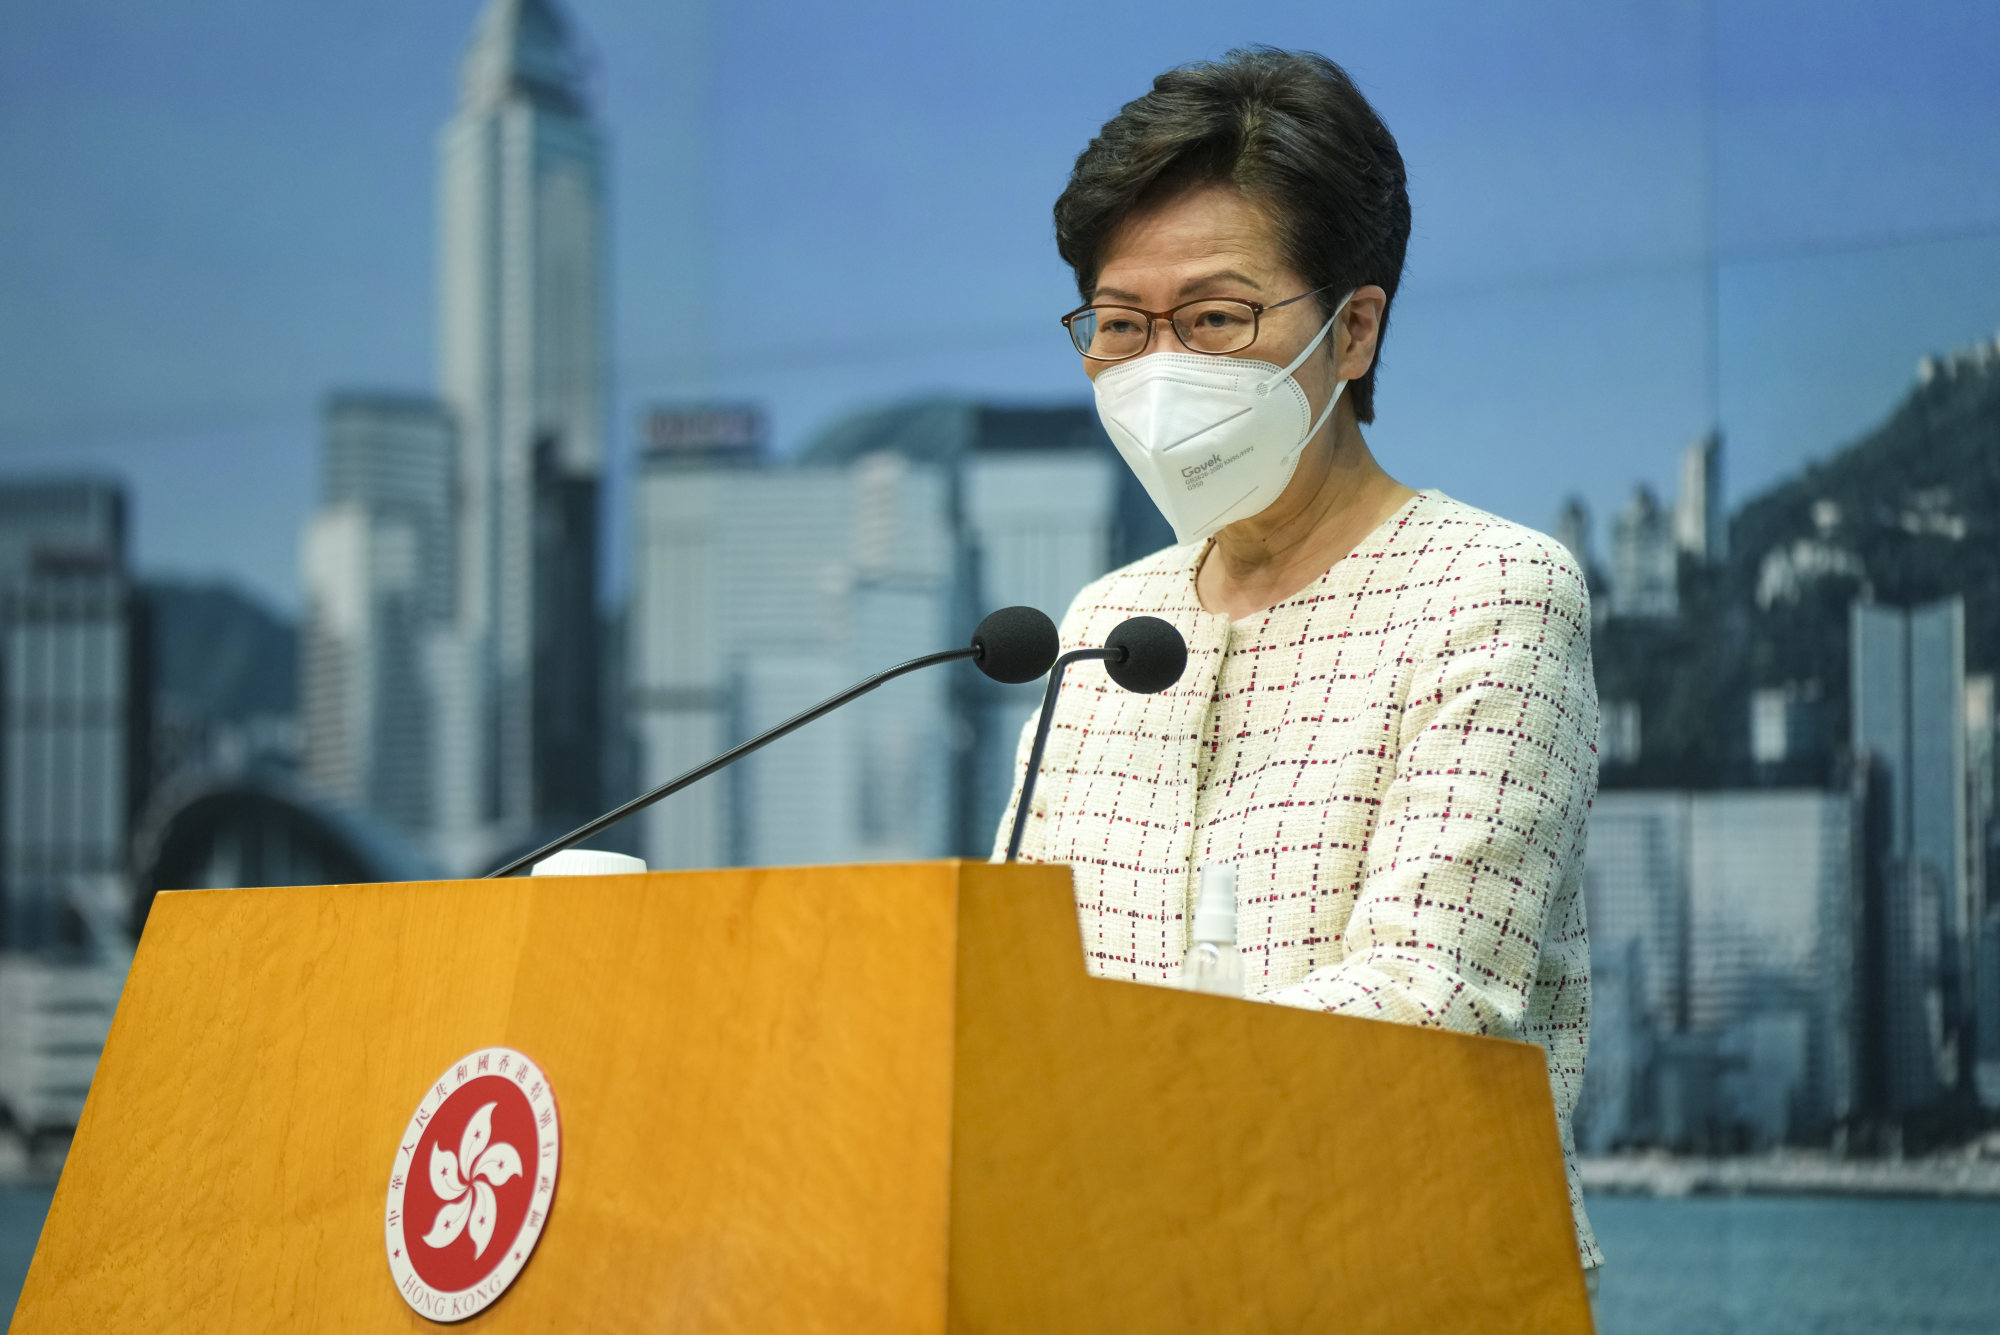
[1179, 863, 1243, 997]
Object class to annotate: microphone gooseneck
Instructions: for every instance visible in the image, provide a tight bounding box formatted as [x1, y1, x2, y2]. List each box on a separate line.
[489, 606, 1061, 878]
[1005, 616, 1190, 863]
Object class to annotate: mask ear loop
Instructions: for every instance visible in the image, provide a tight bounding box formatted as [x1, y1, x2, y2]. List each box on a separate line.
[1256, 290, 1357, 451]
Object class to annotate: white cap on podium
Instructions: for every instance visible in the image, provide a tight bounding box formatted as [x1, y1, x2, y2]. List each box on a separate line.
[530, 848, 648, 877]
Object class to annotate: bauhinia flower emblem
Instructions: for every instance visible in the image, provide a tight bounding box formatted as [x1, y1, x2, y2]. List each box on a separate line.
[422, 1102, 523, 1259]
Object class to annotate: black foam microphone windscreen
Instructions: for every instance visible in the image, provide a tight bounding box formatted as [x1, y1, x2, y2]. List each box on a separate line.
[971, 605, 1061, 684]
[1103, 615, 1188, 695]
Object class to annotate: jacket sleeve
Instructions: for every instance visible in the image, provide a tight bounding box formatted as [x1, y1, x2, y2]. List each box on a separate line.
[1266, 539, 1598, 1037]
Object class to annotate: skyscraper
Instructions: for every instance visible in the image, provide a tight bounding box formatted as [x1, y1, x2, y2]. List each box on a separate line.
[1609, 485, 1677, 619]
[437, 0, 605, 861]
[0, 478, 133, 1133]
[1674, 431, 1724, 564]
[794, 399, 1171, 852]
[628, 398, 1167, 872]
[1851, 598, 1968, 1119]
[301, 394, 455, 836]
[629, 424, 957, 871]
[0, 478, 134, 952]
[1579, 788, 1855, 1150]
[1552, 496, 1592, 572]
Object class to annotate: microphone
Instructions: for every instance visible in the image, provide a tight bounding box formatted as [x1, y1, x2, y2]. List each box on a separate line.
[965, 604, 1062, 684]
[488, 605, 1061, 878]
[1004, 615, 1188, 863]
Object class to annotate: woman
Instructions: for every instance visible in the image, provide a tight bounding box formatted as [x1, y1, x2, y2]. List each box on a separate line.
[998, 49, 1603, 1282]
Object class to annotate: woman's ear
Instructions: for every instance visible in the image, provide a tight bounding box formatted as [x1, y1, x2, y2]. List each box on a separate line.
[1335, 286, 1387, 382]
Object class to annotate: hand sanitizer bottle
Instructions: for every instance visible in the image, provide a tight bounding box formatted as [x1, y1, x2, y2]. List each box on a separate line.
[1180, 863, 1243, 996]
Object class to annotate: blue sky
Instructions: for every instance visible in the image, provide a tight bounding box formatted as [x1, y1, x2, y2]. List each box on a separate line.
[3, 0, 1998, 612]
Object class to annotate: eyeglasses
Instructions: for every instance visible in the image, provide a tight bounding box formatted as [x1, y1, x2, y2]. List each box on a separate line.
[1060, 284, 1334, 361]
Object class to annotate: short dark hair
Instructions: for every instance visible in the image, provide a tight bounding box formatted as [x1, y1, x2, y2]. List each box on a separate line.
[1054, 48, 1410, 424]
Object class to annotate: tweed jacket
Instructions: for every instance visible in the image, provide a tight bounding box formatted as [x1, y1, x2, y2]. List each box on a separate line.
[995, 489, 1601, 1267]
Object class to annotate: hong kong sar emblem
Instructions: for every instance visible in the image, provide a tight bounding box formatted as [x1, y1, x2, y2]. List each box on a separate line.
[384, 1047, 561, 1322]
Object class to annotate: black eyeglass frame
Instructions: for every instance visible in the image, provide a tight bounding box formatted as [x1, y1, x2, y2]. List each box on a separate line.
[1060, 282, 1337, 362]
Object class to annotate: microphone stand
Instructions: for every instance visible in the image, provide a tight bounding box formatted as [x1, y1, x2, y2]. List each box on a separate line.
[488, 645, 979, 878]
[1004, 646, 1121, 863]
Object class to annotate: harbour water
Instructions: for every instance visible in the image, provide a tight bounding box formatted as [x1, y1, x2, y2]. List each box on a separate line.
[3, 1188, 1997, 1327]
[1589, 1195, 2000, 1333]
[1, 1188, 52, 1322]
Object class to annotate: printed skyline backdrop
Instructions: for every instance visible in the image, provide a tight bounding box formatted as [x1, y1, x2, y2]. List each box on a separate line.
[4, 1, 1999, 613]
[6, 4, 2000, 1327]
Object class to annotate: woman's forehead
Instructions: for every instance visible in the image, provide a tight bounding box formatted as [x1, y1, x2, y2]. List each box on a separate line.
[1094, 186, 1294, 301]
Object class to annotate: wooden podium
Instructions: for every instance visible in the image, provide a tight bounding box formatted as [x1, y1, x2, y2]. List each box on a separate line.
[14, 862, 1591, 1332]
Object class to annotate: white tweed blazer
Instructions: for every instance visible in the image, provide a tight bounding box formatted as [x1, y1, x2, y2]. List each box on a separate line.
[995, 489, 1601, 1267]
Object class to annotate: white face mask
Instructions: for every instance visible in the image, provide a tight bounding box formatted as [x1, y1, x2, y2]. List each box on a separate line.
[1092, 291, 1354, 546]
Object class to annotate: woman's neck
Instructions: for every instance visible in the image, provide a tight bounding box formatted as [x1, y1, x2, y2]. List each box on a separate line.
[1194, 414, 1417, 620]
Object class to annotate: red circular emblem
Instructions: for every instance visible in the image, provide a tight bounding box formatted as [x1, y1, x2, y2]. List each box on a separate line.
[385, 1047, 560, 1322]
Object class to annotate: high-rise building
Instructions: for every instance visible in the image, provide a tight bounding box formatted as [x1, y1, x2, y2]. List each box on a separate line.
[1579, 789, 1855, 1150]
[1609, 485, 1677, 619]
[437, 0, 606, 861]
[796, 400, 1170, 852]
[1968, 674, 2000, 1108]
[301, 394, 455, 837]
[1749, 681, 1825, 770]
[1552, 496, 1592, 572]
[1851, 598, 1970, 1118]
[1582, 793, 1689, 1036]
[1595, 434, 1719, 625]
[624, 411, 763, 872]
[1965, 672, 1993, 922]
[628, 399, 1167, 872]
[1674, 431, 1724, 564]
[629, 415, 955, 870]
[1598, 699, 1642, 768]
[0, 478, 135, 954]
[960, 443, 1120, 848]
[1686, 792, 1854, 1139]
[0, 477, 134, 1132]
